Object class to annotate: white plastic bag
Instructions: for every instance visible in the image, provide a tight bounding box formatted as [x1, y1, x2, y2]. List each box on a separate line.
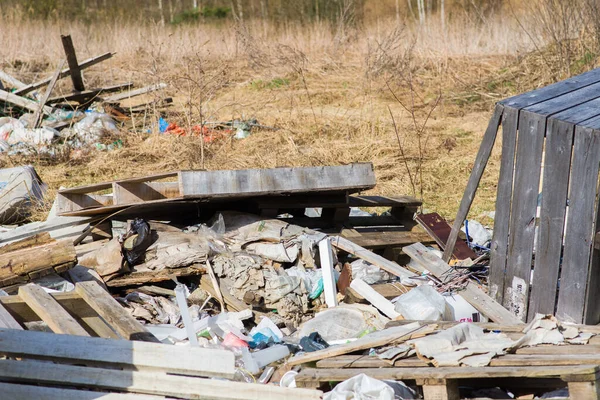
[324, 373, 415, 400]
[394, 284, 450, 321]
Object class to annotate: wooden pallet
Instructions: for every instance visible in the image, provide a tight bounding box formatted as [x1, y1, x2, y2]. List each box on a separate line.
[0, 281, 158, 342]
[56, 163, 377, 216]
[296, 365, 600, 399]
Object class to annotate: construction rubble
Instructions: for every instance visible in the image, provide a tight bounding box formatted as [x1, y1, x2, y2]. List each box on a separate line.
[0, 160, 598, 400]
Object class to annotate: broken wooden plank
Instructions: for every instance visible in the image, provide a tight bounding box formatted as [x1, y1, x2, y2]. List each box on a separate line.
[403, 243, 523, 325]
[61, 35, 85, 91]
[104, 83, 168, 102]
[14, 52, 114, 96]
[286, 322, 427, 366]
[18, 283, 90, 336]
[443, 104, 503, 262]
[106, 266, 205, 287]
[75, 281, 159, 342]
[344, 282, 410, 303]
[0, 88, 52, 115]
[32, 60, 65, 128]
[415, 212, 476, 260]
[47, 83, 133, 104]
[331, 236, 415, 280]
[0, 70, 26, 90]
[349, 278, 400, 319]
[0, 328, 236, 378]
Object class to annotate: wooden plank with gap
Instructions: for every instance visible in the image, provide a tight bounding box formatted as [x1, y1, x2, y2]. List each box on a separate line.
[528, 119, 574, 319]
[557, 126, 600, 323]
[404, 243, 522, 325]
[503, 110, 546, 322]
[75, 281, 159, 342]
[18, 283, 89, 336]
[61, 35, 85, 91]
[443, 104, 503, 262]
[489, 106, 518, 303]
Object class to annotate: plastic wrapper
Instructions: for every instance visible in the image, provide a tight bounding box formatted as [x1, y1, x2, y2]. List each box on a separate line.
[324, 373, 415, 400]
[394, 284, 451, 321]
[122, 218, 152, 265]
[351, 259, 390, 284]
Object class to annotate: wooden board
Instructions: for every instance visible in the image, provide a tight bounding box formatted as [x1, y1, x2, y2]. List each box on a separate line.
[524, 80, 600, 116]
[415, 212, 476, 260]
[104, 83, 167, 102]
[61, 35, 85, 91]
[331, 236, 415, 279]
[0, 302, 22, 329]
[556, 127, 600, 323]
[32, 60, 64, 128]
[0, 328, 236, 379]
[503, 110, 546, 321]
[0, 382, 161, 400]
[339, 229, 434, 249]
[0, 88, 53, 114]
[403, 243, 523, 325]
[489, 107, 518, 303]
[286, 323, 427, 366]
[443, 104, 503, 262]
[527, 119, 574, 319]
[0, 358, 323, 400]
[75, 281, 159, 342]
[344, 282, 410, 303]
[18, 283, 90, 336]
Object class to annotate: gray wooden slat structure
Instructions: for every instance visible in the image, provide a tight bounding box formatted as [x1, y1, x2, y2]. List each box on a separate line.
[445, 68, 600, 324]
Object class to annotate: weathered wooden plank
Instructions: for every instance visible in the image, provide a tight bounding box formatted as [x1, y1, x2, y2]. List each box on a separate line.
[557, 126, 600, 323]
[527, 119, 574, 320]
[14, 52, 114, 96]
[500, 68, 600, 109]
[443, 104, 503, 262]
[0, 88, 52, 115]
[295, 366, 599, 386]
[404, 243, 523, 325]
[586, 146, 600, 324]
[0, 328, 236, 378]
[0, 359, 323, 400]
[47, 82, 134, 104]
[330, 236, 415, 279]
[75, 281, 159, 342]
[104, 83, 168, 102]
[179, 163, 376, 198]
[61, 35, 85, 91]
[339, 229, 434, 249]
[0, 382, 161, 400]
[286, 323, 426, 366]
[113, 182, 181, 205]
[415, 212, 476, 260]
[56, 193, 114, 213]
[503, 110, 546, 321]
[32, 60, 65, 128]
[0, 70, 26, 90]
[0, 302, 22, 330]
[550, 96, 600, 124]
[18, 283, 90, 336]
[489, 107, 519, 303]
[524, 80, 600, 115]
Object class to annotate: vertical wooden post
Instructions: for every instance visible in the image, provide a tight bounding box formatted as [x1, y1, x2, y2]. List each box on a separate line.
[60, 35, 85, 92]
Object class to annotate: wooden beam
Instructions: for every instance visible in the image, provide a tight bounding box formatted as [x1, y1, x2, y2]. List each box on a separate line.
[0, 70, 26, 90]
[403, 243, 523, 325]
[61, 35, 85, 91]
[0, 88, 52, 115]
[32, 60, 65, 128]
[330, 236, 415, 279]
[47, 83, 133, 104]
[0, 328, 236, 378]
[14, 52, 114, 96]
[442, 104, 503, 262]
[0, 358, 323, 400]
[104, 83, 168, 102]
[0, 302, 22, 329]
[18, 284, 90, 336]
[75, 281, 159, 342]
[0, 382, 161, 400]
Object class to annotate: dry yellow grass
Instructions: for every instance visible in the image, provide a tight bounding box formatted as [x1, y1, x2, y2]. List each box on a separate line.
[0, 12, 595, 222]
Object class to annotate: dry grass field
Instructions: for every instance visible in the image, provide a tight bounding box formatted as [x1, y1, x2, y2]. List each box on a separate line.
[0, 3, 597, 221]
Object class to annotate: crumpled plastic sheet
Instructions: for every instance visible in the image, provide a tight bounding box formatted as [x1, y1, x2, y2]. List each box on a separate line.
[324, 373, 415, 400]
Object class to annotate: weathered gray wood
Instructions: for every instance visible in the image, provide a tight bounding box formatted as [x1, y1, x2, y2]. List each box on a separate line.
[489, 106, 518, 303]
[442, 104, 503, 262]
[500, 68, 600, 109]
[0, 382, 161, 400]
[503, 110, 546, 321]
[14, 52, 114, 96]
[47, 82, 134, 104]
[524, 80, 600, 115]
[557, 127, 600, 323]
[18, 284, 90, 336]
[104, 83, 168, 102]
[179, 163, 376, 198]
[113, 182, 181, 204]
[61, 35, 85, 91]
[0, 71, 26, 90]
[551, 96, 600, 124]
[0, 88, 52, 115]
[32, 60, 65, 128]
[404, 243, 523, 325]
[527, 119, 574, 320]
[0, 328, 236, 378]
[75, 281, 159, 342]
[0, 359, 323, 400]
[0, 302, 22, 329]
